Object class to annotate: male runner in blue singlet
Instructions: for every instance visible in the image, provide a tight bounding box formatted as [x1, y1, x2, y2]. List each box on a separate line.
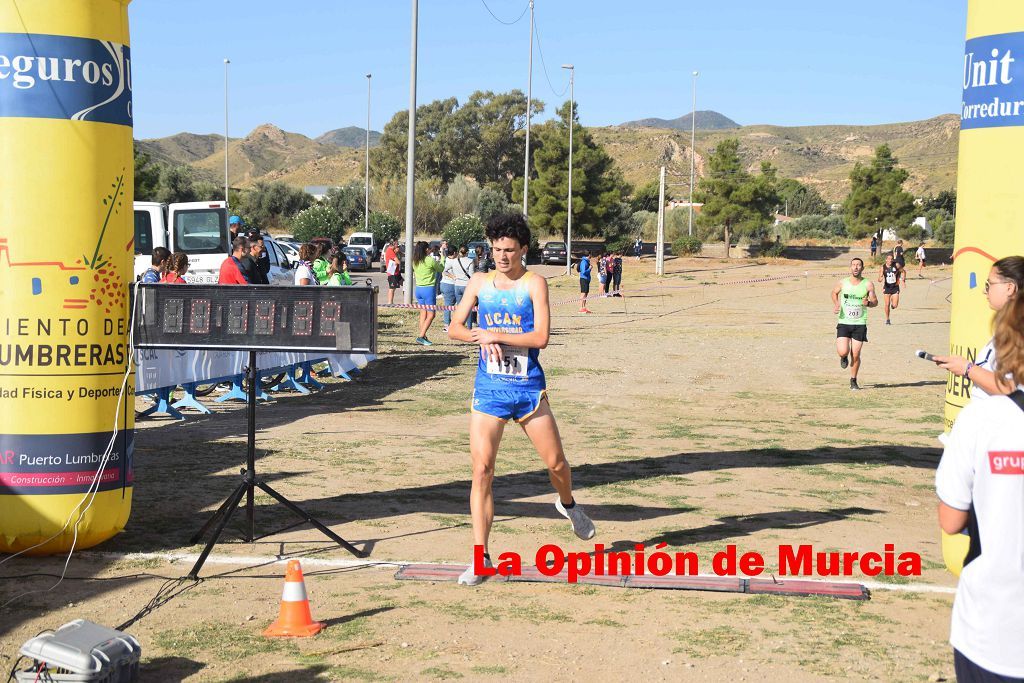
[448, 213, 596, 585]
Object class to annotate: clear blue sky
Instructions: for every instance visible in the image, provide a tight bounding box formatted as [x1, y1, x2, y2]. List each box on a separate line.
[129, 0, 968, 140]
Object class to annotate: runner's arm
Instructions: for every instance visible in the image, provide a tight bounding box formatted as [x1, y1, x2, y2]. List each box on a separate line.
[831, 282, 842, 313]
[471, 275, 550, 350]
[865, 281, 878, 307]
[448, 274, 484, 343]
[937, 501, 968, 535]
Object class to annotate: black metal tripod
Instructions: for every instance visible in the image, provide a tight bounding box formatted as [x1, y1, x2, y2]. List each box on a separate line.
[187, 350, 364, 579]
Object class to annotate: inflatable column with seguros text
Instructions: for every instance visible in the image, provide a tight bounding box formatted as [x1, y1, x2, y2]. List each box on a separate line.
[0, 0, 134, 554]
[942, 0, 1024, 575]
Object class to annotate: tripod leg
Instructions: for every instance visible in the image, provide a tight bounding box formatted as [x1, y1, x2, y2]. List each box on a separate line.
[187, 480, 249, 579]
[190, 486, 243, 544]
[255, 481, 365, 558]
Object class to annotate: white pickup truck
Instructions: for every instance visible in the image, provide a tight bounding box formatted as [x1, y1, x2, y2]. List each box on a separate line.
[133, 201, 293, 284]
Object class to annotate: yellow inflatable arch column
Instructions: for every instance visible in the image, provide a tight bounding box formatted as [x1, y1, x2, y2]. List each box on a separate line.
[942, 0, 1024, 575]
[0, 0, 134, 554]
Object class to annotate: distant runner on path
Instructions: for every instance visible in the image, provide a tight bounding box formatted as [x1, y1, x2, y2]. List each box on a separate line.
[832, 257, 878, 391]
[878, 253, 905, 326]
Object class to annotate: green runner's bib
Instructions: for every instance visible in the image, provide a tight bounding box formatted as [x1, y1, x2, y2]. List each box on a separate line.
[838, 277, 869, 325]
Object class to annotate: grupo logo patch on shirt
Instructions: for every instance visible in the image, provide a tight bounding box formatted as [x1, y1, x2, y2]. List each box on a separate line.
[989, 451, 1024, 474]
[0, 32, 132, 126]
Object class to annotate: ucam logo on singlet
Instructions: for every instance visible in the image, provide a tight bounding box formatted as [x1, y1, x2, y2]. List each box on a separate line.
[989, 451, 1024, 474]
[0, 32, 132, 125]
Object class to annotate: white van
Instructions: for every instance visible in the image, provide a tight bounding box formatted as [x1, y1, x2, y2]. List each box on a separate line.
[134, 201, 231, 283]
[347, 232, 378, 263]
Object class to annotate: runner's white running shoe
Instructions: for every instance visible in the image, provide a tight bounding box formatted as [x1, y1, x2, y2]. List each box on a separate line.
[556, 498, 596, 540]
[457, 554, 493, 586]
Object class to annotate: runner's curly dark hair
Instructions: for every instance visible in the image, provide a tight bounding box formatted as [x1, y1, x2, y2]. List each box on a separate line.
[485, 212, 531, 249]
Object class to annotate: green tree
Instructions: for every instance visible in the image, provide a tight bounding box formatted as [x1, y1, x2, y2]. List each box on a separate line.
[323, 182, 366, 231]
[444, 175, 481, 217]
[776, 178, 828, 217]
[630, 180, 663, 213]
[292, 204, 345, 243]
[194, 181, 224, 201]
[927, 208, 955, 245]
[372, 97, 460, 183]
[367, 211, 403, 246]
[156, 165, 197, 204]
[694, 139, 779, 258]
[133, 147, 162, 202]
[237, 181, 313, 231]
[476, 186, 517, 224]
[520, 101, 629, 239]
[842, 144, 915, 239]
[922, 189, 957, 215]
[443, 214, 485, 248]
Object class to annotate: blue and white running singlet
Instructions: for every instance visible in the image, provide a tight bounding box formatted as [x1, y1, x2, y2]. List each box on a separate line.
[474, 271, 546, 392]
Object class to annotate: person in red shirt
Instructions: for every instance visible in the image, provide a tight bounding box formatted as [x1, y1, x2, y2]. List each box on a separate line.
[218, 236, 250, 284]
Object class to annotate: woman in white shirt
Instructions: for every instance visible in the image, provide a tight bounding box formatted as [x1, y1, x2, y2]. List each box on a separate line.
[933, 256, 1024, 400]
[294, 243, 318, 286]
[936, 285, 1024, 680]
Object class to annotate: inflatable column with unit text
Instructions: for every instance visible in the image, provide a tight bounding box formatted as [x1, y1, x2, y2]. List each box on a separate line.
[0, 0, 134, 554]
[942, 0, 1024, 575]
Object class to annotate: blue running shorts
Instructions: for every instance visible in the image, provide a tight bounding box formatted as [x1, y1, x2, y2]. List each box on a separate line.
[472, 389, 548, 423]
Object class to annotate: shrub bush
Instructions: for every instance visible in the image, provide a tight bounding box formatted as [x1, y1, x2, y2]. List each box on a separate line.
[672, 235, 703, 255]
[442, 214, 486, 249]
[291, 204, 345, 243]
[367, 211, 403, 247]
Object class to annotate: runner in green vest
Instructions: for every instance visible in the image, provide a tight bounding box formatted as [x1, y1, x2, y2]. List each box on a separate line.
[831, 257, 878, 390]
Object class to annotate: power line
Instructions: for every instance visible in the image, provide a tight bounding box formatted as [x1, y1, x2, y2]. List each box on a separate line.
[533, 13, 569, 98]
[478, 0, 529, 25]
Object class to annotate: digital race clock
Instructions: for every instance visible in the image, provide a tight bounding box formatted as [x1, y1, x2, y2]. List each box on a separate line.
[133, 284, 377, 353]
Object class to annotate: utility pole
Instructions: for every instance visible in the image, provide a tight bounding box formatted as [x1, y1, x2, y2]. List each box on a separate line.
[224, 58, 230, 208]
[656, 166, 666, 275]
[562, 64, 574, 277]
[365, 73, 372, 233]
[403, 0, 418, 304]
[522, 0, 535, 219]
[689, 70, 698, 236]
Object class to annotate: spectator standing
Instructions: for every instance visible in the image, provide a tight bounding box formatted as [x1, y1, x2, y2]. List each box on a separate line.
[326, 253, 352, 286]
[452, 245, 476, 328]
[576, 251, 592, 313]
[935, 287, 1024, 680]
[870, 235, 878, 258]
[142, 247, 170, 283]
[916, 243, 927, 275]
[294, 244, 318, 286]
[218, 236, 250, 284]
[228, 215, 243, 242]
[634, 237, 643, 260]
[312, 242, 331, 285]
[439, 246, 459, 331]
[413, 240, 445, 345]
[160, 252, 189, 284]
[240, 230, 269, 285]
[612, 251, 623, 296]
[598, 251, 610, 295]
[384, 238, 403, 304]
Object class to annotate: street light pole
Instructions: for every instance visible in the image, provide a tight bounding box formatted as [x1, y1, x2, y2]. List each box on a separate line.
[688, 70, 698, 236]
[403, 0, 418, 305]
[365, 73, 372, 233]
[523, 0, 534, 219]
[224, 58, 230, 208]
[562, 64, 574, 277]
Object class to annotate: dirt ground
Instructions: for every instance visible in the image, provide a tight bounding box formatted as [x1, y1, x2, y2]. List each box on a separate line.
[1, 254, 959, 682]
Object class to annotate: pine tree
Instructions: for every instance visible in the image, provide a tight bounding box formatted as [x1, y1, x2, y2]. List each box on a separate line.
[842, 144, 915, 239]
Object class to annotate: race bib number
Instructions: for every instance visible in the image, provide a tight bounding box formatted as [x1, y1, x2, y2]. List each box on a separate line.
[485, 345, 528, 378]
[843, 301, 864, 319]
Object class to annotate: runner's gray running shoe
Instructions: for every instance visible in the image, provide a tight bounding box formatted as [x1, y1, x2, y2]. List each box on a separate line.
[850, 378, 861, 391]
[457, 554, 493, 586]
[556, 498, 596, 540]
[840, 355, 849, 369]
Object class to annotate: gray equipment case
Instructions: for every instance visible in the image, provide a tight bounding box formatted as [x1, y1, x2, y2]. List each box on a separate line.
[16, 620, 140, 683]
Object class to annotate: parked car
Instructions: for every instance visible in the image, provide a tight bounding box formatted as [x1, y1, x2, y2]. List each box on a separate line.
[343, 246, 370, 272]
[260, 234, 296, 284]
[541, 241, 568, 265]
[347, 232, 379, 262]
[276, 240, 300, 264]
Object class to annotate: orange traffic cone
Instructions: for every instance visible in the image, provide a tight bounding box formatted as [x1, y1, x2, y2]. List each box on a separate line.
[263, 560, 325, 637]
